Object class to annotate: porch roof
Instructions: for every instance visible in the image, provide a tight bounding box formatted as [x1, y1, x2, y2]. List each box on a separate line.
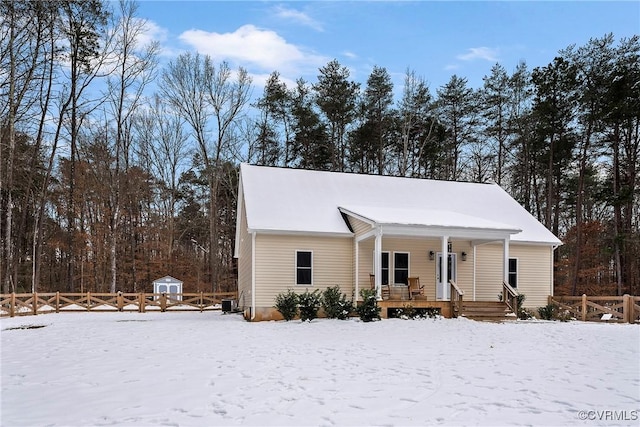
[338, 205, 521, 239]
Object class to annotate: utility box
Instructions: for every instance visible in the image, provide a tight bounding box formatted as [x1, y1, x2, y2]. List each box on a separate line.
[222, 299, 237, 313]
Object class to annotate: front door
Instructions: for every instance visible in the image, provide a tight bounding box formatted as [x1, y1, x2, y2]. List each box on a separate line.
[436, 253, 457, 300]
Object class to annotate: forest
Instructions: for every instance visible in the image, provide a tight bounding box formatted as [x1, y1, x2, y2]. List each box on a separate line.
[1, 0, 638, 297]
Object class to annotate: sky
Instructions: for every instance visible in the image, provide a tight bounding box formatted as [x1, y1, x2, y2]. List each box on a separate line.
[134, 1, 640, 97]
[2, 311, 639, 426]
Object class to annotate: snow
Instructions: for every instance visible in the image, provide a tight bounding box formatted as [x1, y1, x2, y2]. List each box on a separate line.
[339, 205, 521, 232]
[239, 164, 562, 245]
[2, 312, 638, 426]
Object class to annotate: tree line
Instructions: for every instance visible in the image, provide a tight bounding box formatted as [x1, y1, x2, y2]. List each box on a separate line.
[1, 0, 638, 296]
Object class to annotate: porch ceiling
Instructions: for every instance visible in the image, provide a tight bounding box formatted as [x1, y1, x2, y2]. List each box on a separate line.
[340, 205, 521, 241]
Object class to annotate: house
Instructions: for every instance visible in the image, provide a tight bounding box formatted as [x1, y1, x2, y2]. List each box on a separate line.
[152, 276, 183, 301]
[234, 164, 562, 321]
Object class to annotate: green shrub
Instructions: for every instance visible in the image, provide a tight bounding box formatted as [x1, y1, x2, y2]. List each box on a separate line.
[274, 289, 298, 321]
[298, 289, 322, 322]
[516, 294, 532, 320]
[391, 305, 441, 320]
[356, 288, 381, 322]
[395, 304, 416, 319]
[538, 304, 556, 320]
[321, 286, 354, 320]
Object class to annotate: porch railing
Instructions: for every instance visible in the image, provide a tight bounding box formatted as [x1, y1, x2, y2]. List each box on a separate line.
[502, 281, 519, 315]
[449, 280, 465, 318]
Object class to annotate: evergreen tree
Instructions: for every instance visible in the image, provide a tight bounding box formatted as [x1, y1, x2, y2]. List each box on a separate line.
[290, 79, 332, 170]
[480, 63, 510, 185]
[313, 59, 360, 171]
[436, 75, 478, 180]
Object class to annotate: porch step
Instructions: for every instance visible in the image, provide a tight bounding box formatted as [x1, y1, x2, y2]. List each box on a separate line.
[460, 301, 515, 321]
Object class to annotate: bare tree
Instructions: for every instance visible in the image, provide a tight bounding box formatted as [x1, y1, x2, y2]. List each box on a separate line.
[133, 95, 188, 275]
[161, 54, 251, 292]
[103, 0, 158, 292]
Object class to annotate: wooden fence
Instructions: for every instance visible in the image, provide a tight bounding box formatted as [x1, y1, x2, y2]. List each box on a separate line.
[0, 291, 238, 318]
[548, 294, 640, 324]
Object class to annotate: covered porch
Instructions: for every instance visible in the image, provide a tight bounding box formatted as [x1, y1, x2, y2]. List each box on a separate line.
[339, 205, 522, 318]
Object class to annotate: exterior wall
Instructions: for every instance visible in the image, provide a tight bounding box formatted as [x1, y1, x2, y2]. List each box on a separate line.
[358, 237, 474, 301]
[236, 202, 253, 312]
[475, 243, 553, 308]
[510, 244, 553, 308]
[474, 243, 504, 302]
[253, 234, 353, 320]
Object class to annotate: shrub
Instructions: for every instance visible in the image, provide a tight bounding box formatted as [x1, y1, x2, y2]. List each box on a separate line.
[555, 309, 573, 322]
[274, 289, 299, 321]
[395, 304, 416, 319]
[516, 294, 532, 320]
[391, 305, 441, 320]
[298, 289, 322, 322]
[321, 286, 354, 320]
[356, 288, 381, 322]
[538, 304, 556, 320]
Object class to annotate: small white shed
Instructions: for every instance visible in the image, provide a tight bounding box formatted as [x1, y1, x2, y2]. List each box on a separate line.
[152, 276, 183, 301]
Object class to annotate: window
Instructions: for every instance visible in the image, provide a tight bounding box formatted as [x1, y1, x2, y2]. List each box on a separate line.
[296, 251, 313, 285]
[381, 252, 390, 285]
[394, 252, 409, 285]
[508, 258, 518, 288]
[372, 252, 390, 285]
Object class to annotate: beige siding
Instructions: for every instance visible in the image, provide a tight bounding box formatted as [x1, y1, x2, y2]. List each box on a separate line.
[475, 244, 504, 302]
[358, 237, 473, 301]
[348, 216, 373, 238]
[511, 245, 553, 308]
[475, 243, 553, 308]
[254, 234, 353, 308]
[236, 202, 252, 310]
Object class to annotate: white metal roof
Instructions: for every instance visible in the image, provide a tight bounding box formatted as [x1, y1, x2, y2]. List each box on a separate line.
[238, 164, 561, 245]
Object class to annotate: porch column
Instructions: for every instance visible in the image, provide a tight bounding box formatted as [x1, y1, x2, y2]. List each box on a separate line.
[441, 236, 448, 299]
[355, 239, 360, 302]
[374, 228, 382, 300]
[503, 238, 510, 284]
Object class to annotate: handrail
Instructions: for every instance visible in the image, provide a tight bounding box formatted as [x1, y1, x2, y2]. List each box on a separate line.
[450, 280, 465, 297]
[449, 280, 464, 318]
[502, 281, 519, 315]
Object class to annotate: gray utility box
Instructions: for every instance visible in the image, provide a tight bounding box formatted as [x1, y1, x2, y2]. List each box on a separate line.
[222, 299, 237, 313]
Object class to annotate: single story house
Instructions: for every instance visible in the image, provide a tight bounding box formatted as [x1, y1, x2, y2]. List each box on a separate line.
[234, 164, 562, 321]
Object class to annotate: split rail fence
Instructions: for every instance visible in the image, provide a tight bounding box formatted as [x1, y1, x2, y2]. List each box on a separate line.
[548, 294, 640, 324]
[0, 291, 237, 318]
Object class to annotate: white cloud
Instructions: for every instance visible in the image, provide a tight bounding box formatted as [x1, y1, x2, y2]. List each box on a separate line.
[178, 25, 327, 74]
[444, 64, 459, 71]
[342, 51, 358, 59]
[456, 47, 499, 62]
[136, 19, 168, 46]
[272, 5, 323, 31]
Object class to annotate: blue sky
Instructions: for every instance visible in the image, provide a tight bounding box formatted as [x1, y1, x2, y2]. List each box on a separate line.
[136, 1, 640, 96]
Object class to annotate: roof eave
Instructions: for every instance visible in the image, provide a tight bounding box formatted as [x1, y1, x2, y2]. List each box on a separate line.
[247, 228, 354, 238]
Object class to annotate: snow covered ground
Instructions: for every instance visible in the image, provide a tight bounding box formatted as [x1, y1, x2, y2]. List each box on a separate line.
[1, 312, 639, 426]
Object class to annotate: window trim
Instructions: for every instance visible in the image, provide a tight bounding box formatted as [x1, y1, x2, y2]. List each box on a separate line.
[393, 251, 410, 285]
[295, 250, 313, 286]
[508, 257, 518, 288]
